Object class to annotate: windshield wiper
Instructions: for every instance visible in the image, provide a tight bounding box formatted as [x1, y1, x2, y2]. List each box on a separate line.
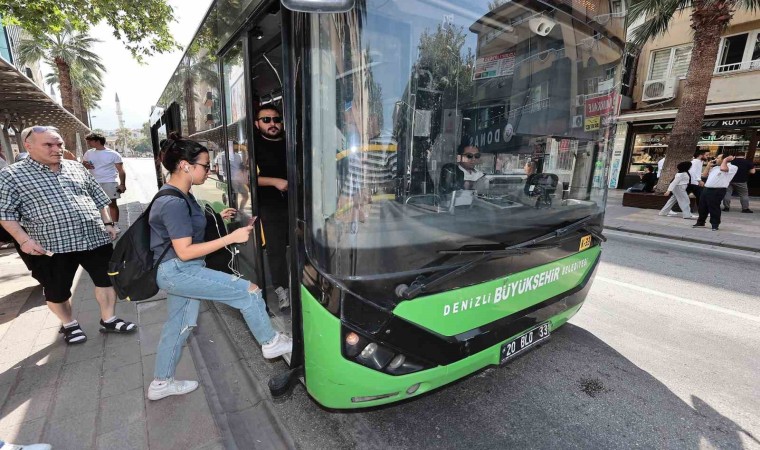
[398, 215, 605, 300]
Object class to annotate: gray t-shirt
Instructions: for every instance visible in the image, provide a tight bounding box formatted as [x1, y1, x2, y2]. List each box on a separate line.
[149, 185, 206, 264]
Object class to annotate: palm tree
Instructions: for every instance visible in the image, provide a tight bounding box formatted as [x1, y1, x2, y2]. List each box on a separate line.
[16, 23, 106, 122]
[629, 0, 759, 192]
[178, 51, 219, 135]
[45, 66, 105, 127]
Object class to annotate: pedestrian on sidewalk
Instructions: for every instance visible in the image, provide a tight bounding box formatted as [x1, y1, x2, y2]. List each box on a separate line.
[658, 161, 694, 219]
[147, 133, 292, 401]
[83, 133, 127, 231]
[693, 154, 738, 231]
[639, 165, 657, 192]
[688, 150, 709, 204]
[722, 151, 755, 213]
[0, 126, 136, 345]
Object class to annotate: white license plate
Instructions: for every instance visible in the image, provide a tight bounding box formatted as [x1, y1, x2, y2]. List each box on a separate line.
[500, 322, 551, 364]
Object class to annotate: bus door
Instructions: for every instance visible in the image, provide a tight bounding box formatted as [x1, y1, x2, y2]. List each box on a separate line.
[245, 15, 293, 331]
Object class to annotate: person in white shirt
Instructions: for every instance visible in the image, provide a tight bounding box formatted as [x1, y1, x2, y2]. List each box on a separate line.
[658, 161, 694, 219]
[693, 154, 737, 231]
[214, 151, 226, 181]
[657, 156, 665, 178]
[83, 133, 126, 230]
[688, 150, 708, 203]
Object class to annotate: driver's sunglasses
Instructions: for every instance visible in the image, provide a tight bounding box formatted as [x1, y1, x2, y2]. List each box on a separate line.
[23, 126, 59, 142]
[464, 153, 482, 159]
[193, 163, 211, 173]
[257, 116, 282, 124]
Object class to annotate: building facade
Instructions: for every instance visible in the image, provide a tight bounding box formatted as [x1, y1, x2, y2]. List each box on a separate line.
[611, 8, 760, 195]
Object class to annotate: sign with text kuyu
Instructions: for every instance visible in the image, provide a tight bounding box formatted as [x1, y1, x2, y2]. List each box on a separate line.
[584, 92, 615, 117]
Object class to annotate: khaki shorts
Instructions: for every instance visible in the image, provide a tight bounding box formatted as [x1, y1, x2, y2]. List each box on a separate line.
[100, 182, 121, 200]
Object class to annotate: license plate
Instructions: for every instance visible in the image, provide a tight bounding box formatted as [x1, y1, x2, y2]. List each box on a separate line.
[500, 322, 551, 364]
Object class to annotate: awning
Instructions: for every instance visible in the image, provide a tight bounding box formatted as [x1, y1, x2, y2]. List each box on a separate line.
[0, 58, 89, 137]
[618, 100, 760, 123]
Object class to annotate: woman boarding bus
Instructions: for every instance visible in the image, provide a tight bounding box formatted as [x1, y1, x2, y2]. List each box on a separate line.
[148, 0, 625, 408]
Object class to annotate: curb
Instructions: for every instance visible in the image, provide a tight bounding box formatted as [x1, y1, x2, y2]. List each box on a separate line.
[604, 226, 760, 253]
[192, 301, 296, 450]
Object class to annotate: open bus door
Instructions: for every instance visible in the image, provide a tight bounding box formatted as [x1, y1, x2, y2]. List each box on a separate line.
[218, 8, 304, 389]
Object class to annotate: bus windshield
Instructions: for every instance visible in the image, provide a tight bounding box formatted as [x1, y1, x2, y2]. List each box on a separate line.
[306, 0, 625, 279]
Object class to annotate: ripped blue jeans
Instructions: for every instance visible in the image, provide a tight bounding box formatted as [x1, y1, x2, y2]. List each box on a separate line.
[153, 258, 276, 380]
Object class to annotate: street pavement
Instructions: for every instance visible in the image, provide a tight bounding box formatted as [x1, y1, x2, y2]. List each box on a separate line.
[605, 189, 760, 252]
[1, 158, 758, 449]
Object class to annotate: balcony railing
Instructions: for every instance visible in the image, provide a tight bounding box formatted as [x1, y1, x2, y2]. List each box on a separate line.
[714, 59, 760, 74]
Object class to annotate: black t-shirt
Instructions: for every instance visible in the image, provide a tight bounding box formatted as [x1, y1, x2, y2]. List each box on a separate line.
[729, 158, 754, 183]
[641, 172, 657, 192]
[255, 136, 288, 206]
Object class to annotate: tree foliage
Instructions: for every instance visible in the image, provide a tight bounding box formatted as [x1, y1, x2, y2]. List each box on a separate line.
[17, 24, 105, 121]
[0, 0, 179, 60]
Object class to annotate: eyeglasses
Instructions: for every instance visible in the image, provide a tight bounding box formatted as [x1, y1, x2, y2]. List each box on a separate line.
[257, 116, 282, 124]
[463, 153, 481, 159]
[193, 163, 211, 173]
[23, 126, 59, 142]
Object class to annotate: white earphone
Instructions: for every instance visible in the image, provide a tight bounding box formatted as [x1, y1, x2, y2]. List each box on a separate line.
[184, 166, 190, 173]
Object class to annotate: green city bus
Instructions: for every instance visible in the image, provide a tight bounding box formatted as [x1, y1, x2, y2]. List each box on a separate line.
[149, 0, 625, 409]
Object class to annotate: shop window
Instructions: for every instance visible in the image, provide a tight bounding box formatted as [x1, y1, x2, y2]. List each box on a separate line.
[629, 132, 668, 175]
[715, 31, 760, 73]
[648, 45, 692, 81]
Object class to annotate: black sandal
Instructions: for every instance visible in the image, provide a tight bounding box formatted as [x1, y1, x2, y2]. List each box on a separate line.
[59, 324, 87, 344]
[99, 318, 136, 334]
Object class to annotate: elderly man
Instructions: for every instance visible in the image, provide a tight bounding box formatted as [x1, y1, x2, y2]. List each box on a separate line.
[0, 126, 136, 345]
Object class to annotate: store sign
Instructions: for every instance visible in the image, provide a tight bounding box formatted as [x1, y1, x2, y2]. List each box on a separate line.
[584, 116, 600, 131]
[468, 121, 516, 152]
[585, 93, 615, 117]
[473, 51, 516, 80]
[648, 117, 760, 131]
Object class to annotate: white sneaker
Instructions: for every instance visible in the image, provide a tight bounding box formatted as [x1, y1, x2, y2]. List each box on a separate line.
[0, 443, 52, 450]
[667, 212, 679, 217]
[262, 332, 293, 359]
[275, 287, 290, 310]
[683, 216, 695, 220]
[147, 379, 199, 401]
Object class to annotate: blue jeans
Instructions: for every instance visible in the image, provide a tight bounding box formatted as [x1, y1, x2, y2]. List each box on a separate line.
[153, 258, 276, 380]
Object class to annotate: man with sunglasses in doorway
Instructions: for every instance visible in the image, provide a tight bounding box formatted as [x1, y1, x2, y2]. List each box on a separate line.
[253, 106, 290, 311]
[0, 126, 136, 345]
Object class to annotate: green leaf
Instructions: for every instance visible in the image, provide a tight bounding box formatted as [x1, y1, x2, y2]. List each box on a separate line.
[0, 0, 180, 59]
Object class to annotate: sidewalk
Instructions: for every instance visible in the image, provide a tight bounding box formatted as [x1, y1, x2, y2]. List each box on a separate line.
[0, 163, 293, 449]
[605, 189, 760, 252]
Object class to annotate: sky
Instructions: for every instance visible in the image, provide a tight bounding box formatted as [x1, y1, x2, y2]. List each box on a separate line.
[83, 0, 213, 131]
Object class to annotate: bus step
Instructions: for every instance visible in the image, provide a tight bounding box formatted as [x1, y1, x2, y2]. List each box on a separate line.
[269, 366, 303, 398]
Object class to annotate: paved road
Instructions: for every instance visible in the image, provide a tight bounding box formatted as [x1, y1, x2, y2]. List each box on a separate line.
[123, 158, 760, 449]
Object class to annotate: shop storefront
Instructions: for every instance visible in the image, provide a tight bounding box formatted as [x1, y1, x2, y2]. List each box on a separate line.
[615, 115, 760, 195]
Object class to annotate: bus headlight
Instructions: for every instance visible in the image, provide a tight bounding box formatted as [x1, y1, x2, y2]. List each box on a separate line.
[342, 327, 433, 375]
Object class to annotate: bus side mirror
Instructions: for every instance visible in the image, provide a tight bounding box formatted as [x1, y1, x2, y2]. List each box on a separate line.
[281, 0, 355, 12]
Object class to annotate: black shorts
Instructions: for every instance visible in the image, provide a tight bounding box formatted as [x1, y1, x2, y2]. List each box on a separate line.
[20, 243, 114, 303]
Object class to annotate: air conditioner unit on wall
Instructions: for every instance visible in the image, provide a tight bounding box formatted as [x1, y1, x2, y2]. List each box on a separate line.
[575, 94, 585, 107]
[642, 78, 678, 102]
[571, 115, 583, 128]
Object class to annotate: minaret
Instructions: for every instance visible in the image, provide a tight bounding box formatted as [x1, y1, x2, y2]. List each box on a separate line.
[115, 93, 125, 129]
[115, 93, 126, 153]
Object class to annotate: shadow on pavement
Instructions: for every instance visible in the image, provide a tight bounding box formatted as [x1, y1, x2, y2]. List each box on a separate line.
[264, 324, 753, 450]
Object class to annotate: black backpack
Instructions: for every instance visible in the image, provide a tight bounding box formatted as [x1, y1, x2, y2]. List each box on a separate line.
[108, 190, 190, 301]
